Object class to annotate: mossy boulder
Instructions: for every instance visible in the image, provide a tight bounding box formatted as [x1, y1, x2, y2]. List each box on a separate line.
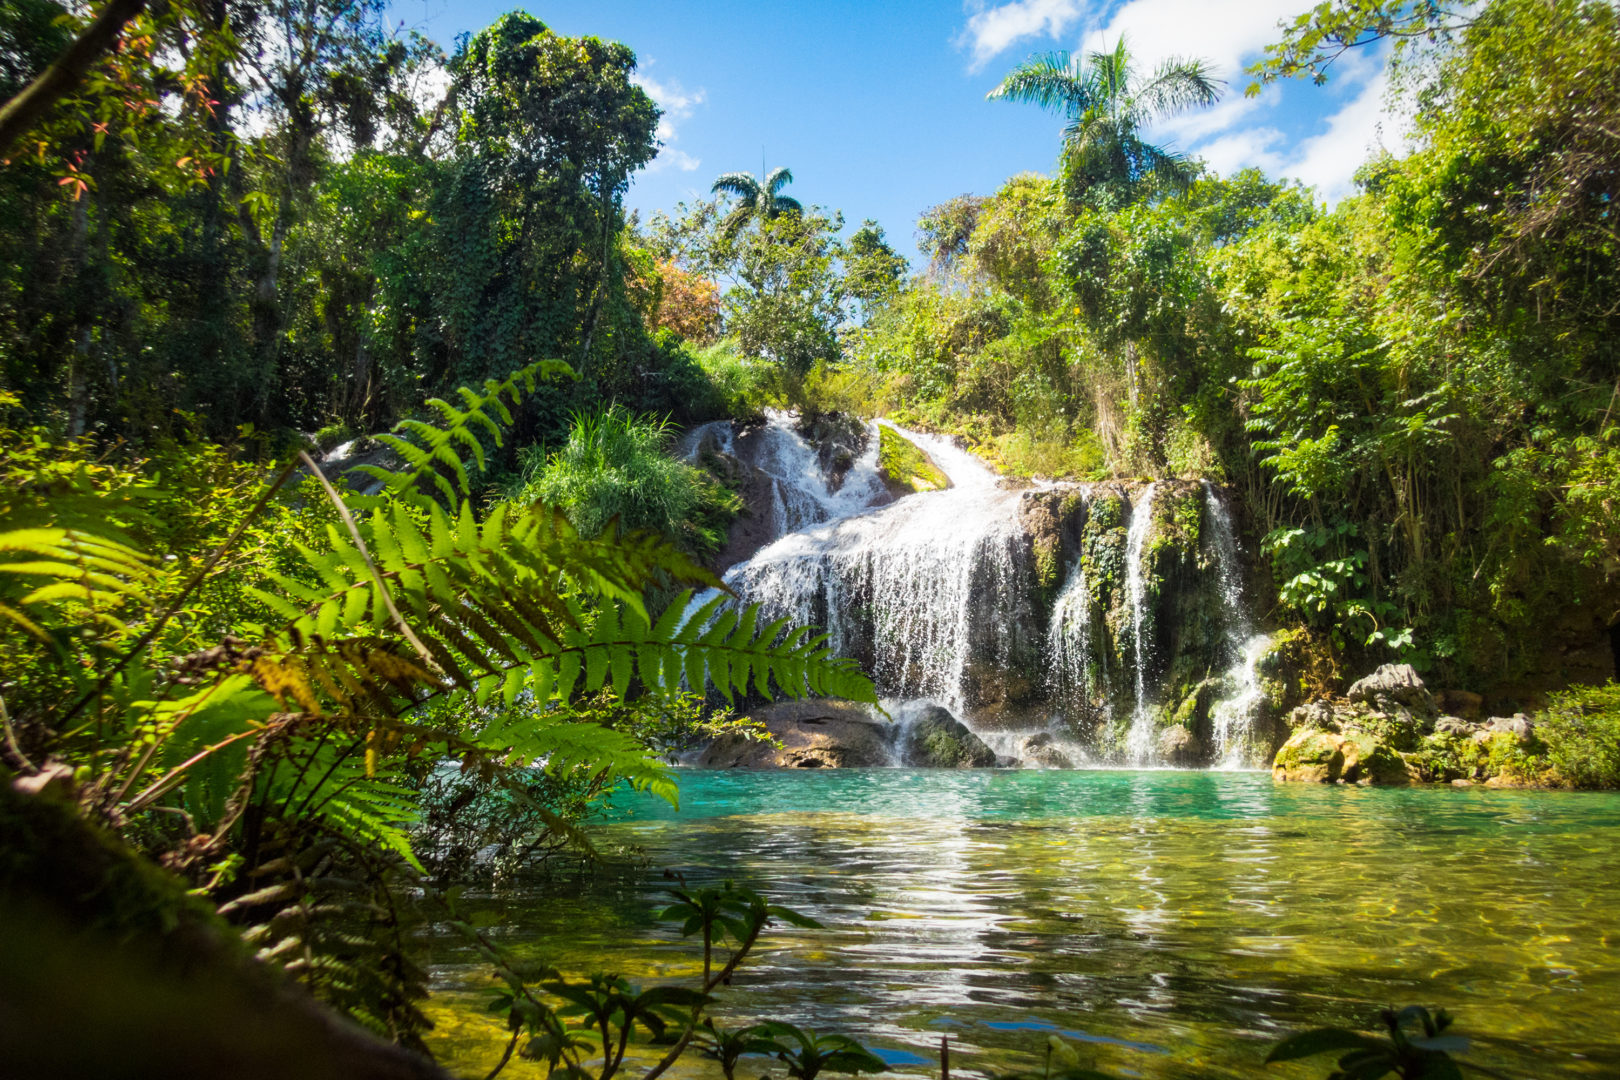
[1273, 728, 1346, 782]
[877, 425, 949, 496]
[1338, 730, 1410, 785]
[900, 705, 997, 768]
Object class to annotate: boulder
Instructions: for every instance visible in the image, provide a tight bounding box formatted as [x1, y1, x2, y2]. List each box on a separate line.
[1156, 724, 1202, 767]
[1015, 732, 1076, 770]
[876, 425, 950, 497]
[1485, 714, 1536, 742]
[899, 704, 997, 768]
[1287, 701, 1341, 733]
[698, 700, 893, 769]
[1273, 729, 1346, 783]
[1347, 663, 1437, 719]
[1434, 716, 1482, 738]
[1337, 731, 1410, 785]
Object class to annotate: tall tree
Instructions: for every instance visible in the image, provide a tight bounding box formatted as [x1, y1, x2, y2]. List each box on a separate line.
[988, 36, 1221, 205]
[710, 165, 801, 237]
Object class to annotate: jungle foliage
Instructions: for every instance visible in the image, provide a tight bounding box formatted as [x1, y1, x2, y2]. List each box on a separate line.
[839, 0, 1620, 693]
[0, 2, 724, 448]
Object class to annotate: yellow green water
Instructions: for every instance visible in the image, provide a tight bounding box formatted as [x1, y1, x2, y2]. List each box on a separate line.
[421, 769, 1620, 1079]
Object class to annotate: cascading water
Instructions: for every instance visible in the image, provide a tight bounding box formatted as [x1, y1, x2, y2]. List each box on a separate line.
[724, 423, 1029, 718]
[695, 412, 1270, 768]
[1122, 483, 1160, 764]
[1202, 482, 1269, 768]
[1046, 493, 1105, 728]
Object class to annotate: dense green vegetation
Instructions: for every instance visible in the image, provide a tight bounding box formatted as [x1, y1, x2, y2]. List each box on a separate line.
[831, 0, 1620, 696]
[2, 0, 1618, 1074]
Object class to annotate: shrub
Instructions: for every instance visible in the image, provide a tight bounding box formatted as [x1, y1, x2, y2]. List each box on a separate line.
[1536, 681, 1620, 789]
[513, 404, 739, 553]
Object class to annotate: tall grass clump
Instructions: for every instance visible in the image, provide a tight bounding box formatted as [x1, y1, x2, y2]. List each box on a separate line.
[514, 405, 739, 553]
[691, 339, 771, 419]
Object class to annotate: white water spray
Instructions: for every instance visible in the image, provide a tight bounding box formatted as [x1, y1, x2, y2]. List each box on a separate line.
[1202, 482, 1268, 768]
[1122, 483, 1160, 764]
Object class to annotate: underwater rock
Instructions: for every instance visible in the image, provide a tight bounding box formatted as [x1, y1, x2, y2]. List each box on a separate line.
[1272, 729, 1346, 782]
[899, 704, 997, 768]
[1015, 732, 1076, 770]
[698, 700, 893, 769]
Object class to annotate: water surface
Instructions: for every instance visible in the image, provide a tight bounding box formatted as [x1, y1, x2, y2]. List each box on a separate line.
[423, 770, 1620, 1079]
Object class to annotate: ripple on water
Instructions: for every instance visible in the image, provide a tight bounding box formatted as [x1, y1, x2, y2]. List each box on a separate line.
[421, 770, 1620, 1079]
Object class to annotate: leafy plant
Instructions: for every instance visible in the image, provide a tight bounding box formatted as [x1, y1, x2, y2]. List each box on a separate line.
[1265, 1005, 1505, 1079]
[0, 358, 877, 1044]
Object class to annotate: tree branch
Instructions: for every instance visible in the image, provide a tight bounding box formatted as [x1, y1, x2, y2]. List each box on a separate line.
[0, 0, 149, 159]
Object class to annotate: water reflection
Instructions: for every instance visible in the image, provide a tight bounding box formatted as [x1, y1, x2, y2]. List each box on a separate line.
[422, 770, 1620, 1078]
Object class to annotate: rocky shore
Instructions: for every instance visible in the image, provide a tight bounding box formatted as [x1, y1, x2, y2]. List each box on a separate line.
[1271, 663, 1548, 787]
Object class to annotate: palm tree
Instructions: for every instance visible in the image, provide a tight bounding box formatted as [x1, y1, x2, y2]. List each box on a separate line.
[711, 166, 803, 237]
[988, 36, 1221, 202]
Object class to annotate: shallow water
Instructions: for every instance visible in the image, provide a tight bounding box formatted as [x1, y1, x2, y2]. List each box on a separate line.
[422, 770, 1620, 1079]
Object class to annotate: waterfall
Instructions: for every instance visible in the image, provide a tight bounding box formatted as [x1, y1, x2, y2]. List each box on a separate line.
[750, 409, 888, 540]
[693, 412, 1268, 769]
[1202, 482, 1267, 768]
[724, 425, 1027, 717]
[1046, 492, 1104, 728]
[1122, 483, 1160, 764]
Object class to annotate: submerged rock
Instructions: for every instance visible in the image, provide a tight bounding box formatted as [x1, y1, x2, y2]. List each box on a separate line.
[698, 700, 893, 769]
[899, 704, 997, 768]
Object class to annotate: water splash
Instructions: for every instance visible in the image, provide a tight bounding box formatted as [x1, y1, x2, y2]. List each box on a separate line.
[1123, 483, 1160, 764]
[1046, 491, 1104, 731]
[723, 423, 1029, 716]
[1202, 482, 1268, 768]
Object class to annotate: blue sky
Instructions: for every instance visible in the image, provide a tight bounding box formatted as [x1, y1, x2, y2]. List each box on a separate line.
[389, 0, 1410, 264]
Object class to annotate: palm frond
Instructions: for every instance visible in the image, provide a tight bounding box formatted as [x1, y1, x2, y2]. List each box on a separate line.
[770, 195, 803, 217]
[986, 51, 1092, 113]
[710, 171, 761, 201]
[765, 166, 794, 195]
[1134, 57, 1224, 118]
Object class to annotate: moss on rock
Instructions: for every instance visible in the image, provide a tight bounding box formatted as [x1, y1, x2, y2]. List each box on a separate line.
[877, 425, 949, 495]
[1273, 728, 1345, 782]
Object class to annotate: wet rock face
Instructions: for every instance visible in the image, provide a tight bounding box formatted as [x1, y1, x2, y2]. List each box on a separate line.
[796, 412, 869, 492]
[1156, 725, 1202, 766]
[898, 704, 997, 768]
[698, 700, 893, 769]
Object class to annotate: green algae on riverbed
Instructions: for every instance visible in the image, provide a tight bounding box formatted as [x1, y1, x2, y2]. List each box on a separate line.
[421, 770, 1620, 1079]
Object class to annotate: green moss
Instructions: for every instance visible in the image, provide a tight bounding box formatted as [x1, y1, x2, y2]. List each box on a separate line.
[877, 425, 948, 493]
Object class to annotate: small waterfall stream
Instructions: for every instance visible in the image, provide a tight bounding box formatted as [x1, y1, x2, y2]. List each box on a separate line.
[1122, 482, 1160, 764]
[700, 412, 1268, 767]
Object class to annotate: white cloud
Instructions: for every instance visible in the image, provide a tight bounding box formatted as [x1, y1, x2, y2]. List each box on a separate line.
[632, 70, 706, 173]
[1278, 64, 1400, 200]
[958, 0, 1084, 71]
